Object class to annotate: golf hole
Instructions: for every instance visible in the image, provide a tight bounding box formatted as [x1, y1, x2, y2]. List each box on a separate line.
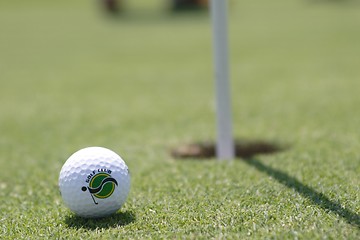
[171, 140, 286, 159]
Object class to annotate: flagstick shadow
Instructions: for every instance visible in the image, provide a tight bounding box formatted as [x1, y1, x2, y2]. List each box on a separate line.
[245, 158, 360, 229]
[64, 210, 136, 230]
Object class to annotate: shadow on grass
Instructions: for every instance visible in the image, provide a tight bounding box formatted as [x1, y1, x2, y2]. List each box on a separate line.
[64, 210, 135, 230]
[245, 158, 360, 229]
[172, 140, 360, 228]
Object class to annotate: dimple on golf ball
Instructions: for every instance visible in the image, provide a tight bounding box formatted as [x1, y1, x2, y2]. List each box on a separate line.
[59, 147, 130, 218]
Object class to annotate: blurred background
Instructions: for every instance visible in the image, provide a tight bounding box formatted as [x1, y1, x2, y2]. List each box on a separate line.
[0, 0, 359, 163]
[1, 0, 359, 148]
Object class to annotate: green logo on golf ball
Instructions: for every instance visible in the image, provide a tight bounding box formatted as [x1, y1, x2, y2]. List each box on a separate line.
[82, 171, 118, 204]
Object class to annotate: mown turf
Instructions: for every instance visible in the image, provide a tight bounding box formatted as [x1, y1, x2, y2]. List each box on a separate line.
[0, 0, 360, 239]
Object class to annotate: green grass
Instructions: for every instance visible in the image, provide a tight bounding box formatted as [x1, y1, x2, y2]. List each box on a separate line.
[1, 0, 360, 238]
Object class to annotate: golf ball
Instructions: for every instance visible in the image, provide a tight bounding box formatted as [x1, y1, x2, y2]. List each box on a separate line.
[59, 147, 130, 218]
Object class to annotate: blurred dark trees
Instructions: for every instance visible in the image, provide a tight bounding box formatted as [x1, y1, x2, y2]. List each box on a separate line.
[101, 0, 122, 13]
[100, 0, 210, 14]
[171, 0, 209, 11]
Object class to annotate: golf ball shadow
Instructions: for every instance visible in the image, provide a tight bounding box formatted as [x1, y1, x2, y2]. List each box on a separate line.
[64, 210, 136, 230]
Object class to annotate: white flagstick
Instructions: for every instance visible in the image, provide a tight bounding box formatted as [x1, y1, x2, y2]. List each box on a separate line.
[210, 0, 234, 160]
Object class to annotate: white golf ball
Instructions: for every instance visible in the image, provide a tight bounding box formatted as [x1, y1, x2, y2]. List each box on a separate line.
[59, 147, 130, 218]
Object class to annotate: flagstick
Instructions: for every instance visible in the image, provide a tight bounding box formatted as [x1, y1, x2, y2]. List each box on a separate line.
[210, 0, 234, 160]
